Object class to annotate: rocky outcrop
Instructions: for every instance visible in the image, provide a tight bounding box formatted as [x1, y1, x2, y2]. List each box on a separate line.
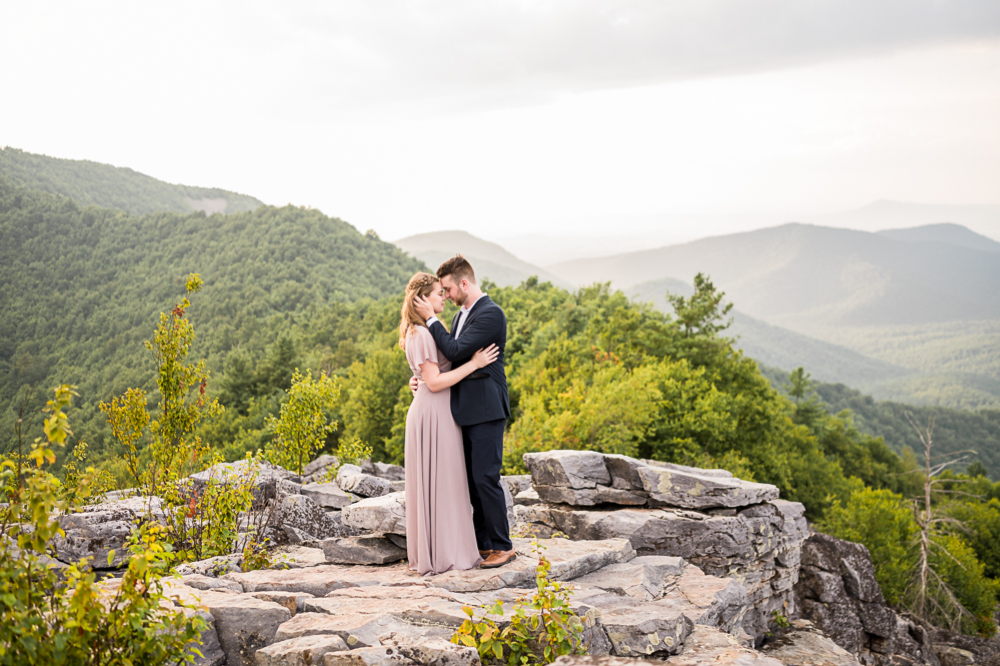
[74, 451, 951, 666]
[794, 533, 938, 666]
[51, 496, 164, 569]
[518, 451, 809, 641]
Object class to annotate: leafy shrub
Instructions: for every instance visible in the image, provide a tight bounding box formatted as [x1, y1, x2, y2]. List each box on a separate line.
[452, 543, 586, 665]
[0, 385, 205, 665]
[264, 368, 340, 475]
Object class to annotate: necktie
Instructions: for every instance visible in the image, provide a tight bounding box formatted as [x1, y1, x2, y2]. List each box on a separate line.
[454, 310, 466, 338]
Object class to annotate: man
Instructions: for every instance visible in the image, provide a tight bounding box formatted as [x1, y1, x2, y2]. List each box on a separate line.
[412, 255, 514, 569]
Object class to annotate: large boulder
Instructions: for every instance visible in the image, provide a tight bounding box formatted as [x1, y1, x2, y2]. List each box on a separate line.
[52, 497, 163, 569]
[794, 533, 938, 666]
[301, 482, 356, 509]
[524, 451, 779, 511]
[276, 495, 350, 540]
[342, 493, 407, 536]
[760, 620, 862, 666]
[322, 535, 408, 565]
[189, 460, 298, 507]
[338, 473, 395, 499]
[52, 496, 164, 569]
[362, 460, 407, 481]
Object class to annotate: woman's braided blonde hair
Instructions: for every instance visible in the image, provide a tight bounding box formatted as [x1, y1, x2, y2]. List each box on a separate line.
[399, 272, 440, 350]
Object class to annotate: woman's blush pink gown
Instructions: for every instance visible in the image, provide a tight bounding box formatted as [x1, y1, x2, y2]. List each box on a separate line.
[403, 326, 483, 574]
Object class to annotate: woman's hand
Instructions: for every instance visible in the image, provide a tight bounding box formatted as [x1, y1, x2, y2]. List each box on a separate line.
[471, 344, 500, 369]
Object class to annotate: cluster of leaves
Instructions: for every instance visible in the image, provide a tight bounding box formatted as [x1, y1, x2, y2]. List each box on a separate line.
[452, 542, 586, 665]
[0, 385, 205, 665]
[263, 368, 339, 475]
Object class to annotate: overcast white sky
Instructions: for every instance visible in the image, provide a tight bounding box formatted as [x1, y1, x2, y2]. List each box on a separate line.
[2, 0, 999, 250]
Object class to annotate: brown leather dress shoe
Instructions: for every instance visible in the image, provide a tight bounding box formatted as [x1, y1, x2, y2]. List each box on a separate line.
[480, 549, 517, 569]
[479, 550, 494, 559]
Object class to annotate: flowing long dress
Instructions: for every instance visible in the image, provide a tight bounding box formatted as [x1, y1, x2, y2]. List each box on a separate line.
[404, 326, 483, 574]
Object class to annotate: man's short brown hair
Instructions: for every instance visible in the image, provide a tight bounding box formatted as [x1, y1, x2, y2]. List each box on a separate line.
[436, 254, 476, 285]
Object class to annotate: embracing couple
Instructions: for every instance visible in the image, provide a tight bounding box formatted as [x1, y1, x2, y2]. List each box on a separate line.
[398, 255, 514, 575]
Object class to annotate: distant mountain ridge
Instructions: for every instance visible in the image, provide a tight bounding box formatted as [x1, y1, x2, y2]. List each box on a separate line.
[394, 230, 572, 289]
[877, 223, 1000, 253]
[0, 147, 264, 216]
[547, 222, 1000, 328]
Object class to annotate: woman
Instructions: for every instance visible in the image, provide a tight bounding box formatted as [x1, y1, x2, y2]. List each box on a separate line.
[399, 272, 499, 574]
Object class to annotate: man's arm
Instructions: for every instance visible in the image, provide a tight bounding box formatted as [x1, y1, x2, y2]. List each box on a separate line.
[428, 307, 503, 361]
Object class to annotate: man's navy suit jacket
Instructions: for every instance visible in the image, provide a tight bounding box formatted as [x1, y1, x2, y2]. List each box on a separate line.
[427, 296, 511, 427]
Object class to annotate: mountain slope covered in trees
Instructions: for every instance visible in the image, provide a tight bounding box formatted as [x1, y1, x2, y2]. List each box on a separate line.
[0, 179, 424, 460]
[0, 147, 264, 215]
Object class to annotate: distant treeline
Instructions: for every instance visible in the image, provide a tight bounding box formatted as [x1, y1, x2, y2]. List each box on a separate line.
[760, 364, 1000, 480]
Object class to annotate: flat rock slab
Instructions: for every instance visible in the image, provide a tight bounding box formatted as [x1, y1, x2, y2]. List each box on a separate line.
[224, 563, 420, 597]
[248, 590, 314, 615]
[271, 545, 330, 569]
[322, 535, 408, 565]
[428, 537, 634, 592]
[342, 493, 407, 536]
[302, 482, 356, 509]
[672, 625, 785, 666]
[385, 638, 480, 666]
[323, 646, 416, 666]
[306, 587, 467, 628]
[573, 555, 685, 600]
[637, 466, 779, 510]
[177, 554, 244, 577]
[254, 633, 348, 666]
[274, 612, 450, 650]
[182, 574, 244, 592]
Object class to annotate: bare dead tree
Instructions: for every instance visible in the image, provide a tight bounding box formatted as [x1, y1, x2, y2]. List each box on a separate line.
[906, 413, 978, 631]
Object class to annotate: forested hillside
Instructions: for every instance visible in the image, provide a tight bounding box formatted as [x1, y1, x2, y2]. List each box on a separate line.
[0, 179, 424, 461]
[759, 364, 1000, 479]
[0, 147, 263, 215]
[548, 223, 1000, 410]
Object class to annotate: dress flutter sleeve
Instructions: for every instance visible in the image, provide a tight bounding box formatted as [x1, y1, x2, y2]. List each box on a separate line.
[406, 327, 440, 370]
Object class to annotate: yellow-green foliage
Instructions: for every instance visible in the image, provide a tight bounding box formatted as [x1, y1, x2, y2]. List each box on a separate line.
[452, 544, 586, 665]
[0, 385, 205, 665]
[264, 368, 340, 475]
[100, 273, 222, 497]
[99, 276, 267, 565]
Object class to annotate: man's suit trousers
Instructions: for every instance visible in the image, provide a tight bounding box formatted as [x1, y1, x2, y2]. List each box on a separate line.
[461, 418, 511, 552]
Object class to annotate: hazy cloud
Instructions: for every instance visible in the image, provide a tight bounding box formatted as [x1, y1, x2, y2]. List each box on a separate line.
[267, 0, 1000, 107]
